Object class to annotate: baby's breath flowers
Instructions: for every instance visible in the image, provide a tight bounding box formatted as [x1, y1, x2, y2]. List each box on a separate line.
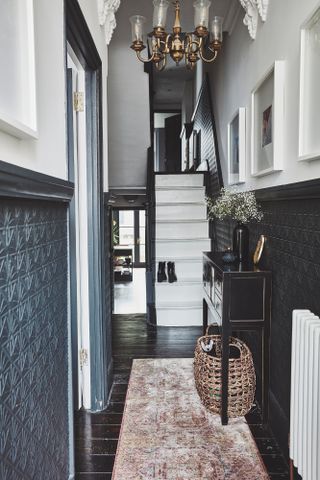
[206, 188, 263, 224]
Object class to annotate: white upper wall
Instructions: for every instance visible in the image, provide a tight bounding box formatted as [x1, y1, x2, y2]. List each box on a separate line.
[108, 1, 150, 189]
[0, 0, 67, 179]
[0, 0, 109, 189]
[210, 0, 320, 191]
[77, 0, 109, 191]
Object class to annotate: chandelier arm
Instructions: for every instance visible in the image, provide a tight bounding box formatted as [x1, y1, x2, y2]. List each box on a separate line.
[155, 54, 166, 72]
[199, 48, 218, 63]
[136, 50, 156, 63]
[159, 34, 172, 54]
[185, 34, 200, 50]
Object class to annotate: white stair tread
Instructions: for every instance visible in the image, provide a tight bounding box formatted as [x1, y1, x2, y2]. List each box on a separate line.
[157, 301, 202, 309]
[155, 186, 205, 191]
[156, 219, 208, 224]
[156, 256, 202, 262]
[156, 201, 206, 206]
[156, 237, 209, 243]
[155, 174, 204, 187]
[156, 278, 201, 286]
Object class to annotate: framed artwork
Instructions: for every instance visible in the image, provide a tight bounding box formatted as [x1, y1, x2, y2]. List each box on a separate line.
[299, 6, 320, 161]
[251, 61, 285, 177]
[228, 107, 246, 185]
[0, 0, 38, 139]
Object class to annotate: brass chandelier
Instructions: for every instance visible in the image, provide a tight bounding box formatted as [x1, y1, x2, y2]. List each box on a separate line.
[129, 0, 223, 71]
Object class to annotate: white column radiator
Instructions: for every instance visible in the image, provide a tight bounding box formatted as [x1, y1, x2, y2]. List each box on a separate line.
[290, 309, 320, 480]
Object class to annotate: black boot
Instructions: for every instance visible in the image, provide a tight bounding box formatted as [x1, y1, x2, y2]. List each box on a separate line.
[167, 262, 177, 283]
[157, 262, 167, 282]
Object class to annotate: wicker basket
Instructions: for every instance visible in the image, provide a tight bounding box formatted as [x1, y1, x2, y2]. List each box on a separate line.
[194, 334, 256, 417]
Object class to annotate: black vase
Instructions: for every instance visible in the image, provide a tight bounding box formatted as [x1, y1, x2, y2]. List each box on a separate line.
[233, 222, 249, 262]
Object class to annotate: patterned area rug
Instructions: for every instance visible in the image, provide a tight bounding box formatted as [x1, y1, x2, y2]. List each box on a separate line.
[112, 358, 269, 480]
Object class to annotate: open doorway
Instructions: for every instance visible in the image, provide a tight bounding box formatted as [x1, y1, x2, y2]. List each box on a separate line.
[154, 112, 181, 173]
[112, 209, 146, 314]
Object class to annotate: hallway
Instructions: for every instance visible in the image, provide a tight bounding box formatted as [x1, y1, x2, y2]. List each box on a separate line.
[74, 315, 289, 479]
[114, 268, 146, 314]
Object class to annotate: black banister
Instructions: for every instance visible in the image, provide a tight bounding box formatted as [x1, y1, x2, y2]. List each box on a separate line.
[145, 147, 156, 326]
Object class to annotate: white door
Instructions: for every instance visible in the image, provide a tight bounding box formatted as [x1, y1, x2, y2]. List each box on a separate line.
[67, 48, 92, 410]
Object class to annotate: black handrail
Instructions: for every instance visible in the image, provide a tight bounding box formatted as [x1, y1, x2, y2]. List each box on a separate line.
[145, 147, 156, 326]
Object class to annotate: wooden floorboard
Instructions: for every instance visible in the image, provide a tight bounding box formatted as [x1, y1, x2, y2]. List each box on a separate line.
[74, 314, 290, 478]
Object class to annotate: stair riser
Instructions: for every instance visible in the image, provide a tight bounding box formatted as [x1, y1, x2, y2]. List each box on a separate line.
[155, 261, 203, 280]
[156, 284, 203, 303]
[156, 240, 210, 258]
[156, 189, 205, 204]
[156, 222, 208, 240]
[156, 204, 207, 221]
[157, 308, 202, 327]
[155, 174, 204, 187]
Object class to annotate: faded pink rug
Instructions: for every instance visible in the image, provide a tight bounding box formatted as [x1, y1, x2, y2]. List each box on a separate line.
[112, 358, 269, 480]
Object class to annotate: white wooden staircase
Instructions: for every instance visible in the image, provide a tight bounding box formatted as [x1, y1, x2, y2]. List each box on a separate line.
[155, 173, 210, 326]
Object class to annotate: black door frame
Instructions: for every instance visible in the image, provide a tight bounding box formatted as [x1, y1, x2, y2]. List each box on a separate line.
[113, 207, 146, 268]
[66, 0, 110, 412]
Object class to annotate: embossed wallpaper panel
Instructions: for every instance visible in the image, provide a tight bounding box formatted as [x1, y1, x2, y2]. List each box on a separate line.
[0, 199, 70, 479]
[193, 75, 223, 195]
[214, 196, 320, 457]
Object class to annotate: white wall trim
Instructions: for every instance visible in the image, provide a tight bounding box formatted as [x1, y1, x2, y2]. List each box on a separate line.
[97, 0, 121, 45]
[239, 0, 269, 40]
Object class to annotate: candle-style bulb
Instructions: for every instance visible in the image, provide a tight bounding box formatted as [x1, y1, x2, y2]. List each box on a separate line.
[211, 16, 223, 43]
[193, 0, 211, 30]
[153, 0, 170, 29]
[129, 15, 146, 43]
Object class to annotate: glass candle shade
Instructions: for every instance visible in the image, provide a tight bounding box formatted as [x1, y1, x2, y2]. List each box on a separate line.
[211, 16, 223, 43]
[130, 15, 146, 43]
[193, 0, 211, 30]
[153, 0, 170, 29]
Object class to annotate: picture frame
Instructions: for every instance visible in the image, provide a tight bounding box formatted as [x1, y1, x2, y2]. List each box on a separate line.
[298, 6, 320, 161]
[227, 107, 246, 185]
[251, 61, 285, 177]
[253, 235, 266, 265]
[0, 0, 38, 139]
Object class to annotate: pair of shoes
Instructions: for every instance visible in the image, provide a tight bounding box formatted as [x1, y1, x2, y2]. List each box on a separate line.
[157, 262, 177, 283]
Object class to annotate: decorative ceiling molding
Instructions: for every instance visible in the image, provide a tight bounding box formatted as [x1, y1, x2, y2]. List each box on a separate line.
[256, 0, 269, 22]
[97, 0, 121, 45]
[239, 0, 269, 40]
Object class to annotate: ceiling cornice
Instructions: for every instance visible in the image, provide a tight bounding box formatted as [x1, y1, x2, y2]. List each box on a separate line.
[97, 0, 121, 45]
[239, 0, 269, 40]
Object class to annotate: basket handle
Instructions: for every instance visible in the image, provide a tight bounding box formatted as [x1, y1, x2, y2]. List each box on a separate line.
[229, 339, 245, 356]
[205, 323, 219, 336]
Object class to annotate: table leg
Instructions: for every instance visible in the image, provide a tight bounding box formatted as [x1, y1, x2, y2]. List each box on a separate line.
[261, 327, 270, 424]
[203, 298, 208, 336]
[221, 325, 229, 425]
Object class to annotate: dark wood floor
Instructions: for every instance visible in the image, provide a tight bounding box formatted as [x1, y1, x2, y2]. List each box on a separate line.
[74, 314, 290, 479]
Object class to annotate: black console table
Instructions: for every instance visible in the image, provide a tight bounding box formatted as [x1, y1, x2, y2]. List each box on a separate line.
[202, 252, 272, 426]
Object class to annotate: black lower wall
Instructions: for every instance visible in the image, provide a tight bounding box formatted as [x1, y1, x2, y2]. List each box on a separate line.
[104, 199, 113, 386]
[0, 198, 70, 479]
[214, 194, 320, 457]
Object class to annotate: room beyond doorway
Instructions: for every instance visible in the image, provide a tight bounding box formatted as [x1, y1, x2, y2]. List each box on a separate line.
[112, 209, 147, 314]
